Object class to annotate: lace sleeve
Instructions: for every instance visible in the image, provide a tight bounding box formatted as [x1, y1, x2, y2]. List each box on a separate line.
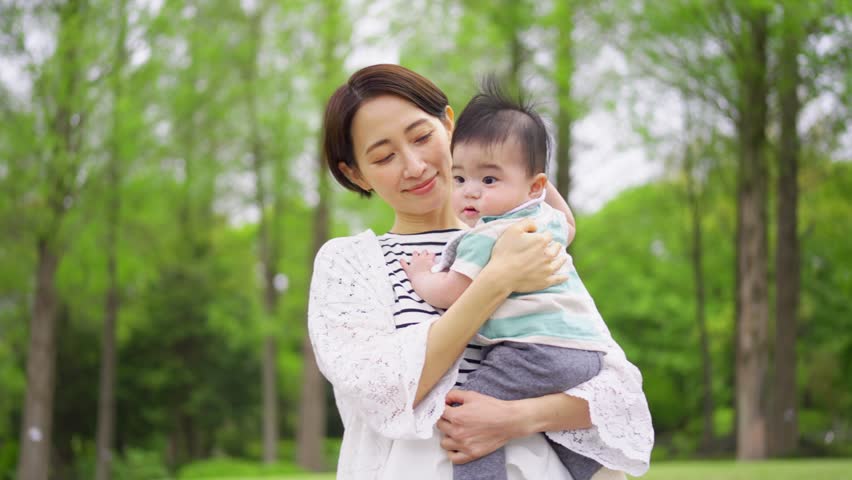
[308, 238, 459, 440]
[544, 332, 654, 476]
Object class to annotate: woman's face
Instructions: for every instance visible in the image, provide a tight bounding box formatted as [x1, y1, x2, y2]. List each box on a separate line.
[344, 95, 454, 218]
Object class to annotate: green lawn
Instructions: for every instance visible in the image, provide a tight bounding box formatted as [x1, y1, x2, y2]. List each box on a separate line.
[178, 459, 852, 480]
[638, 459, 852, 480]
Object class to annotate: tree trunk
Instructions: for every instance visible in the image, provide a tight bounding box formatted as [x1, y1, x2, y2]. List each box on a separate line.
[240, 10, 282, 464]
[95, 229, 119, 480]
[554, 0, 573, 199]
[95, 2, 126, 478]
[17, 239, 60, 480]
[687, 160, 715, 452]
[770, 13, 801, 457]
[734, 9, 770, 461]
[297, 149, 330, 471]
[683, 101, 715, 452]
[262, 335, 279, 463]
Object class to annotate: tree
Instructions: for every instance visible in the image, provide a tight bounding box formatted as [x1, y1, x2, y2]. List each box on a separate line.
[769, 0, 804, 457]
[95, 1, 128, 478]
[235, 1, 285, 464]
[733, 5, 771, 460]
[551, 0, 577, 198]
[16, 1, 94, 477]
[682, 101, 716, 452]
[618, 0, 773, 458]
[297, 0, 347, 470]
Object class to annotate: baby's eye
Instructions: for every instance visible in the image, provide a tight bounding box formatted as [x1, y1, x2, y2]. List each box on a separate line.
[453, 176, 465, 184]
[483, 176, 498, 185]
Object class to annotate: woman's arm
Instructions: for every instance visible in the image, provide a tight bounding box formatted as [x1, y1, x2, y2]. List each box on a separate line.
[415, 221, 568, 405]
[437, 390, 591, 464]
[308, 223, 569, 439]
[438, 346, 654, 475]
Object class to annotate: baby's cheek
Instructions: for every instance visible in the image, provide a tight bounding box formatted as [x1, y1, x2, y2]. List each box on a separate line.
[450, 190, 464, 210]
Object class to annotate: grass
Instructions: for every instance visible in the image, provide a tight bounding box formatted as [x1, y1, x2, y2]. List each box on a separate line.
[638, 459, 852, 480]
[175, 459, 852, 479]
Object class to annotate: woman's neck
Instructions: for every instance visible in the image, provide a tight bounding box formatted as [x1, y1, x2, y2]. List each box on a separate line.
[390, 205, 465, 234]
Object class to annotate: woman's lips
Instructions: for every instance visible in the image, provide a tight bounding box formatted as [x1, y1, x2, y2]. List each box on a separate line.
[406, 175, 437, 195]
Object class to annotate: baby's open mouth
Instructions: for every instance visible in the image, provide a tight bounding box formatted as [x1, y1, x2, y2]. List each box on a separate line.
[462, 207, 479, 217]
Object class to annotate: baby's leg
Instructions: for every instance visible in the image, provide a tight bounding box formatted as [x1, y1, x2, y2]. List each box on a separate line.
[548, 440, 605, 480]
[452, 342, 603, 480]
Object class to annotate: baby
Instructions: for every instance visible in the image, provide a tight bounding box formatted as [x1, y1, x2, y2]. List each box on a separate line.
[402, 82, 610, 480]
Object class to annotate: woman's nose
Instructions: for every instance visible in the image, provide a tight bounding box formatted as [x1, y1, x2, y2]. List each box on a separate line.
[402, 151, 427, 178]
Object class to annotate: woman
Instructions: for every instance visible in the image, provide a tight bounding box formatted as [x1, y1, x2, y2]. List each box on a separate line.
[308, 64, 653, 479]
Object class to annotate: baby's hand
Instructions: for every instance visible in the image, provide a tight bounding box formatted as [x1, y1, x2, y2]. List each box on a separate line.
[400, 250, 437, 280]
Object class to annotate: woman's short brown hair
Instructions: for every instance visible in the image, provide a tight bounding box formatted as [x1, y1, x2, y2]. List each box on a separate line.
[323, 64, 449, 197]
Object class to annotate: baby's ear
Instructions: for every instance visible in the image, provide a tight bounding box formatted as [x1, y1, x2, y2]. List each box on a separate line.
[529, 173, 548, 198]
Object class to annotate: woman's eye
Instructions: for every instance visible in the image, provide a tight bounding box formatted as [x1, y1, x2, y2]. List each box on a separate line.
[453, 176, 465, 184]
[375, 153, 394, 164]
[415, 132, 433, 144]
[483, 176, 497, 185]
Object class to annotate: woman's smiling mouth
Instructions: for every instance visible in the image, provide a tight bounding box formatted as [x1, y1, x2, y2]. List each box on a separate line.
[405, 175, 438, 195]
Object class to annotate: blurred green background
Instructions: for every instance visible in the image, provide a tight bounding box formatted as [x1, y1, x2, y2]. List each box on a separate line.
[0, 0, 850, 479]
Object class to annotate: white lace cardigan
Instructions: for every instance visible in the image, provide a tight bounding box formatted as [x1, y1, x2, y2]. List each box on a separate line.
[308, 230, 653, 478]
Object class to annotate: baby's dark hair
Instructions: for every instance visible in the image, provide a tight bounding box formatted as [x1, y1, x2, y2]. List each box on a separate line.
[451, 76, 550, 176]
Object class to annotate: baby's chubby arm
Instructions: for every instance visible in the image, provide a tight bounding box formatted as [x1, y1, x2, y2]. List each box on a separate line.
[545, 180, 576, 245]
[400, 251, 473, 310]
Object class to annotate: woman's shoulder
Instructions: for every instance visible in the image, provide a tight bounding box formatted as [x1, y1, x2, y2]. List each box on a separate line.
[316, 229, 379, 257]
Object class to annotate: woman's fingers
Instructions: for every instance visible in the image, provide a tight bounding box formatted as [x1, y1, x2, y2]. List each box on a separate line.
[447, 450, 473, 465]
[549, 251, 568, 270]
[436, 417, 454, 435]
[516, 218, 538, 233]
[544, 240, 562, 257]
[440, 435, 460, 451]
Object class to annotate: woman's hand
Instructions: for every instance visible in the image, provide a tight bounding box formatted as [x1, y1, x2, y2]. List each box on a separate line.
[485, 219, 568, 293]
[437, 390, 528, 464]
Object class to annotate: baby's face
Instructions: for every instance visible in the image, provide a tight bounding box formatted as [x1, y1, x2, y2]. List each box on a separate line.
[451, 139, 535, 227]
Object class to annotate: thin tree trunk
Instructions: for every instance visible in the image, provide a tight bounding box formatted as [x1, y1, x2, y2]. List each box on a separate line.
[686, 151, 715, 452]
[683, 101, 715, 453]
[17, 239, 60, 480]
[693, 198, 715, 452]
[240, 9, 282, 464]
[735, 9, 770, 461]
[554, 0, 573, 199]
[95, 213, 119, 480]
[509, 31, 523, 95]
[297, 147, 329, 471]
[770, 12, 801, 457]
[95, 2, 127, 478]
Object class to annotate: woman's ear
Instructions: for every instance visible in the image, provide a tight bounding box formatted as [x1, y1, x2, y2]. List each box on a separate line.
[443, 105, 455, 135]
[529, 173, 548, 198]
[339, 161, 371, 192]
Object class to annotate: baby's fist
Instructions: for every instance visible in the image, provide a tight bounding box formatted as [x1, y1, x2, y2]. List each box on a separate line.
[400, 250, 436, 277]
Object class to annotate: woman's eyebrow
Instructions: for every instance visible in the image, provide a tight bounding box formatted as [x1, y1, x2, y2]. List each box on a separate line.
[364, 119, 431, 155]
[365, 139, 390, 155]
[404, 118, 429, 133]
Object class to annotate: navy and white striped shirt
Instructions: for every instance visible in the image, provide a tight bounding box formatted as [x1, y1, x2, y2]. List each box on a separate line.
[377, 229, 483, 386]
